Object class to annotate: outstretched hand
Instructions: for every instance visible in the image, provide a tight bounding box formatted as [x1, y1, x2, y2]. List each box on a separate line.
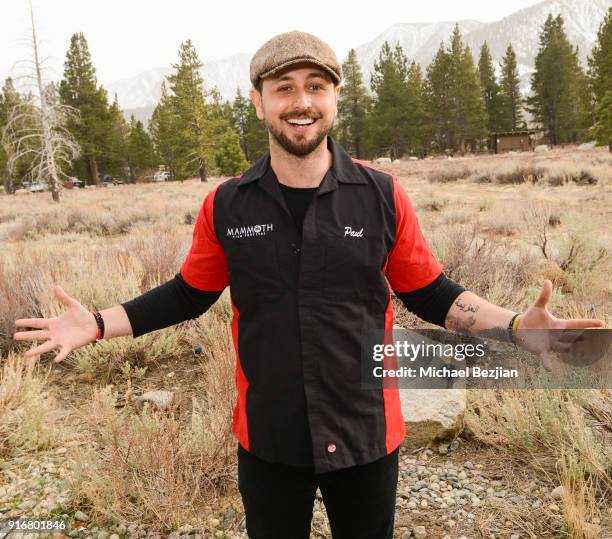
[13, 286, 98, 363]
[516, 280, 605, 371]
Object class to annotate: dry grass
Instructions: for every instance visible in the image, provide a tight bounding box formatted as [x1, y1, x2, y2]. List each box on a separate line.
[66, 298, 237, 532]
[0, 353, 59, 457]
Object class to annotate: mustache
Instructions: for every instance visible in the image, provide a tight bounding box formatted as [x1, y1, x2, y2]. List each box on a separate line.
[280, 109, 323, 120]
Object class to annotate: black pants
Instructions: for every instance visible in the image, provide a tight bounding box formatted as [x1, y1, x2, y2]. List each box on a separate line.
[237, 444, 399, 539]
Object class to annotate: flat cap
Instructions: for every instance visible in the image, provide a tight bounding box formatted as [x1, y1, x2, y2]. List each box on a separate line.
[250, 31, 342, 88]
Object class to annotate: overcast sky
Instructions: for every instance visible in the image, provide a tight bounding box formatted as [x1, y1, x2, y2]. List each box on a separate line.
[2, 0, 543, 87]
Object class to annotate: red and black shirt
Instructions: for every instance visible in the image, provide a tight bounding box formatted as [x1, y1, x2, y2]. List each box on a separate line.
[168, 136, 451, 472]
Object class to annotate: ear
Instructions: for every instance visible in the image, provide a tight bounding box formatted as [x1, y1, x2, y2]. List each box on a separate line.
[250, 87, 265, 121]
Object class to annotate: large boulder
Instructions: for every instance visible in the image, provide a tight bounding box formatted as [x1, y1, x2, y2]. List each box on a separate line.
[400, 388, 466, 448]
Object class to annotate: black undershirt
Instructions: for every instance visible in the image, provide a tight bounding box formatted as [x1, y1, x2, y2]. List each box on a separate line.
[122, 185, 465, 337]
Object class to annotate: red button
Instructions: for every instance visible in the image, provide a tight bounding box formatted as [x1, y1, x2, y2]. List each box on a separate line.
[327, 443, 336, 453]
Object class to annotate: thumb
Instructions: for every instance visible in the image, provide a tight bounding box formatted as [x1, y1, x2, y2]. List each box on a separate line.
[53, 285, 77, 309]
[540, 350, 553, 372]
[534, 280, 553, 310]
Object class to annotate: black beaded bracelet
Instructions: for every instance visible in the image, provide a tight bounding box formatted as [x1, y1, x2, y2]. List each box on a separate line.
[91, 310, 105, 342]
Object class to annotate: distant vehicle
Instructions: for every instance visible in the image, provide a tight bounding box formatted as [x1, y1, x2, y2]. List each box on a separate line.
[153, 171, 171, 182]
[102, 174, 124, 186]
[28, 181, 48, 193]
[66, 176, 84, 188]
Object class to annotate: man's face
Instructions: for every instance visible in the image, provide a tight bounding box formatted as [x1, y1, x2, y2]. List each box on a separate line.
[250, 64, 341, 157]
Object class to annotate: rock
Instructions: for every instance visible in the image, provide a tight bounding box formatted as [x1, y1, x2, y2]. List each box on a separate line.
[109, 535, 120, 539]
[135, 390, 174, 410]
[413, 525, 427, 538]
[534, 144, 549, 152]
[463, 461, 474, 469]
[548, 503, 560, 512]
[409, 156, 419, 161]
[400, 389, 466, 448]
[550, 486, 565, 500]
[374, 157, 392, 165]
[510, 534, 521, 539]
[74, 511, 89, 522]
[578, 141, 596, 150]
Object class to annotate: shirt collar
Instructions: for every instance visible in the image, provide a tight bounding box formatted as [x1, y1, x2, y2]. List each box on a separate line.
[237, 136, 368, 187]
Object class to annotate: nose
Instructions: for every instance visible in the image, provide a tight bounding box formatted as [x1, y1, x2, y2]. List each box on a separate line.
[292, 88, 312, 110]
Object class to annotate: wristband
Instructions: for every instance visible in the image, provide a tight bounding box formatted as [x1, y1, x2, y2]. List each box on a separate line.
[507, 313, 521, 345]
[91, 310, 105, 342]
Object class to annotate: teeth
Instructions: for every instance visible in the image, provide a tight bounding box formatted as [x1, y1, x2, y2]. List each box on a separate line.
[287, 118, 315, 125]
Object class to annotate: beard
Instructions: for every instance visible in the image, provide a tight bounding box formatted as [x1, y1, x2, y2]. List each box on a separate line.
[265, 110, 333, 157]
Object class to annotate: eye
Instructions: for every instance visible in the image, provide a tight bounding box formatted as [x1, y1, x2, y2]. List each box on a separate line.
[277, 86, 291, 93]
[310, 83, 324, 91]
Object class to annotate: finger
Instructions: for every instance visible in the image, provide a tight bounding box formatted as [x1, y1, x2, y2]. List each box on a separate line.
[24, 340, 58, 357]
[14, 330, 50, 341]
[557, 329, 585, 343]
[540, 350, 553, 372]
[14, 318, 49, 329]
[562, 319, 605, 329]
[53, 346, 71, 364]
[54, 285, 77, 309]
[534, 280, 553, 310]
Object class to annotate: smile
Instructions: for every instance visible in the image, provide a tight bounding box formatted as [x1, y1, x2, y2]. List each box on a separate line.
[285, 118, 317, 131]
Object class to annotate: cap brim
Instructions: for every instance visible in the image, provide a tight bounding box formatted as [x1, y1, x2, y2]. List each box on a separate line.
[258, 58, 341, 85]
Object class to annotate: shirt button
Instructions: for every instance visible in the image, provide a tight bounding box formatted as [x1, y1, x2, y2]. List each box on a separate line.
[327, 443, 337, 453]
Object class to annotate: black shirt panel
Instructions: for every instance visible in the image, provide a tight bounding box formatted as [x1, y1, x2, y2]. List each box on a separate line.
[395, 272, 466, 327]
[121, 273, 222, 338]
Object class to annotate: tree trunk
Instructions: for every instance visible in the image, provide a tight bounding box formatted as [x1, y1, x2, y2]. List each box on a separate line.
[3, 177, 14, 194]
[199, 162, 207, 182]
[89, 157, 100, 186]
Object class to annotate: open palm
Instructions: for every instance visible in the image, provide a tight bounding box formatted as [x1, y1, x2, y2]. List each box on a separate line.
[13, 286, 98, 363]
[516, 280, 605, 371]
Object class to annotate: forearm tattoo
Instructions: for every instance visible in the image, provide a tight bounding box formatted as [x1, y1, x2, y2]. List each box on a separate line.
[453, 298, 480, 314]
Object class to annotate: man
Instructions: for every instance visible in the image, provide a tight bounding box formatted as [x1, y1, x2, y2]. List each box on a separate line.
[14, 31, 603, 539]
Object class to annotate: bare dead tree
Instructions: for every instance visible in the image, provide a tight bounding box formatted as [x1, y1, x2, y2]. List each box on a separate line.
[1, 2, 80, 202]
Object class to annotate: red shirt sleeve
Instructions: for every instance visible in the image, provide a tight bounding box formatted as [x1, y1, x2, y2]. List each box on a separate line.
[180, 185, 229, 291]
[385, 176, 443, 292]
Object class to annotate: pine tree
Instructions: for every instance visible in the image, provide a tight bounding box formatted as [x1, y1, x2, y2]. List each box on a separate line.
[232, 88, 250, 159]
[424, 43, 452, 151]
[368, 41, 412, 159]
[0, 78, 21, 193]
[588, 8, 612, 105]
[105, 94, 129, 179]
[244, 102, 269, 162]
[499, 44, 523, 130]
[526, 15, 589, 144]
[425, 26, 486, 153]
[337, 49, 370, 158]
[59, 32, 110, 185]
[127, 115, 155, 179]
[478, 41, 502, 133]
[405, 61, 427, 156]
[150, 81, 177, 177]
[591, 90, 612, 151]
[166, 40, 221, 181]
[215, 128, 248, 175]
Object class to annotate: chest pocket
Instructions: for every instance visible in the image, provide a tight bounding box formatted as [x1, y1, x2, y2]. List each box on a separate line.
[323, 227, 384, 300]
[226, 234, 283, 301]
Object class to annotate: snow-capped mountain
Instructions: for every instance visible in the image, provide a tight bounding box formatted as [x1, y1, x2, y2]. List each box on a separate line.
[107, 53, 251, 112]
[108, 0, 610, 120]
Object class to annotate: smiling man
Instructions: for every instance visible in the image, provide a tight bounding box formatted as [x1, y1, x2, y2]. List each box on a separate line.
[14, 30, 604, 539]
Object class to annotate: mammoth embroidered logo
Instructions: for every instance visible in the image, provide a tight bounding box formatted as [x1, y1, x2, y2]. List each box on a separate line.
[227, 223, 274, 238]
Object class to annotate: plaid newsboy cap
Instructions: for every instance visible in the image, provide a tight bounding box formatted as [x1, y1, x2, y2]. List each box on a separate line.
[250, 30, 342, 88]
